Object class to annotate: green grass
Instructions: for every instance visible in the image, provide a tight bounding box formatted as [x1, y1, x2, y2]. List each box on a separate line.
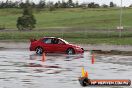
[0, 8, 132, 45]
[66, 38, 132, 45]
[0, 31, 132, 45]
[0, 8, 132, 29]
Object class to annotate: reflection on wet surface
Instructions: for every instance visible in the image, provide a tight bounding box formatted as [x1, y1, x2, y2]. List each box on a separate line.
[0, 50, 132, 88]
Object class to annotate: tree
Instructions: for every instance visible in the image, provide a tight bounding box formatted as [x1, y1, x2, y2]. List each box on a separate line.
[19, 2, 25, 8]
[67, 0, 74, 7]
[110, 2, 114, 7]
[102, 4, 108, 8]
[47, 1, 55, 11]
[94, 4, 100, 8]
[61, 0, 67, 8]
[129, 4, 132, 7]
[75, 1, 79, 8]
[37, 0, 45, 9]
[16, 0, 36, 30]
[0, 0, 19, 8]
[57, 1, 61, 8]
[88, 2, 100, 8]
[54, 2, 59, 8]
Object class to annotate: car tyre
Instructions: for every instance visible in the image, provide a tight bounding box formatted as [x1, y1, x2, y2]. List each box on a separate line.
[66, 48, 75, 55]
[36, 47, 43, 55]
[81, 48, 84, 53]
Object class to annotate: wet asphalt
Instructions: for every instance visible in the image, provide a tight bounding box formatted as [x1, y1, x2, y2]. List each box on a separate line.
[0, 49, 132, 88]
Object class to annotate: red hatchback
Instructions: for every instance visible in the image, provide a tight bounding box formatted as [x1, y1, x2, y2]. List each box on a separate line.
[30, 37, 84, 55]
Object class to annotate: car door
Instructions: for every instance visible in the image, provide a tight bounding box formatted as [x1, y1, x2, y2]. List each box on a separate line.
[53, 39, 67, 53]
[41, 38, 55, 52]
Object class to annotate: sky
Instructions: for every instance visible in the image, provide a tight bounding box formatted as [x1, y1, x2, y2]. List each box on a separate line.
[1, 0, 132, 6]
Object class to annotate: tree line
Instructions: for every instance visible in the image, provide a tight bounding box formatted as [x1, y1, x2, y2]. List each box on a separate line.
[0, 0, 124, 9]
[1, 0, 129, 31]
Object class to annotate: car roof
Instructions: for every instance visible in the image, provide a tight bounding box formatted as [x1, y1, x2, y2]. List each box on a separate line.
[42, 37, 69, 44]
[43, 37, 58, 39]
[43, 37, 66, 41]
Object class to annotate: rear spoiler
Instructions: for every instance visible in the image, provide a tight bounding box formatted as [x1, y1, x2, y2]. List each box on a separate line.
[30, 38, 37, 42]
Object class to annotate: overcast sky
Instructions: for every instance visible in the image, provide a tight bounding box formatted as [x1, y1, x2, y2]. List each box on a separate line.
[1, 0, 132, 6]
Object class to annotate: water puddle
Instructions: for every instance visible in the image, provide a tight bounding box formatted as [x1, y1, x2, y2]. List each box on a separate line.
[0, 50, 132, 88]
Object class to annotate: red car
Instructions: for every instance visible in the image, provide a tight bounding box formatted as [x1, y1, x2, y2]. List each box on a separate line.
[30, 37, 84, 55]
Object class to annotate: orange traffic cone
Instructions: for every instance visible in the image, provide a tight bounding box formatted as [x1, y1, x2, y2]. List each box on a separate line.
[42, 53, 46, 62]
[84, 71, 88, 77]
[91, 54, 95, 64]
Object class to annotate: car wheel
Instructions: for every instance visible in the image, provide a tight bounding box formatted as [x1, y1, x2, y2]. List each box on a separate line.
[36, 47, 43, 55]
[81, 48, 84, 53]
[66, 48, 75, 55]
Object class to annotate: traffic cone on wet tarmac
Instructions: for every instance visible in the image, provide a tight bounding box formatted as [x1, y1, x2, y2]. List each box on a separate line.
[79, 68, 131, 87]
[42, 53, 46, 62]
[91, 50, 95, 64]
[81, 67, 89, 78]
[91, 53, 95, 64]
[79, 67, 91, 87]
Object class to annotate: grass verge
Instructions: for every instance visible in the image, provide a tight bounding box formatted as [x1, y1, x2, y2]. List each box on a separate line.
[0, 31, 132, 45]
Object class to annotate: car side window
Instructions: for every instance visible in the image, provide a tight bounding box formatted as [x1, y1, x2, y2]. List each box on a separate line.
[51, 38, 58, 44]
[43, 38, 52, 44]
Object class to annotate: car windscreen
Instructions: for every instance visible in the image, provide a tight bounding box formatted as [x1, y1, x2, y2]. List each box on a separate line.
[58, 38, 69, 44]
